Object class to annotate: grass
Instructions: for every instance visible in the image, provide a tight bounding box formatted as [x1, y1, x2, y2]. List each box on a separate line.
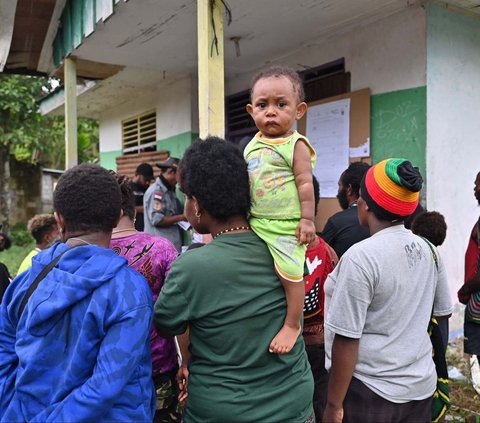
[0, 242, 34, 277]
[448, 381, 480, 421]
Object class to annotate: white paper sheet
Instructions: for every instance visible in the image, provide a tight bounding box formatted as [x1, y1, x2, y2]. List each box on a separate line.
[350, 138, 370, 158]
[306, 98, 350, 198]
[177, 221, 191, 231]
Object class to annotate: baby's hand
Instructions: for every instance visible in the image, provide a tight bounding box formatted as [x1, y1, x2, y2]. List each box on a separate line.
[296, 218, 316, 245]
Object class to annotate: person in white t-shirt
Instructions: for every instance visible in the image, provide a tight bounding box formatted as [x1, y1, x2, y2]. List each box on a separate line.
[323, 158, 453, 423]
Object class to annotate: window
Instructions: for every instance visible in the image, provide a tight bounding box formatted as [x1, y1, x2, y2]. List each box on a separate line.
[225, 89, 256, 148]
[300, 58, 350, 102]
[122, 110, 157, 154]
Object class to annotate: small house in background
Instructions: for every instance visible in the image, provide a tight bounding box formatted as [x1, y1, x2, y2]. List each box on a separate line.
[1, 0, 480, 297]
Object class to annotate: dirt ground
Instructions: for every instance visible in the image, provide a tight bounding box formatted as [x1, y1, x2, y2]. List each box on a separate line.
[446, 337, 480, 421]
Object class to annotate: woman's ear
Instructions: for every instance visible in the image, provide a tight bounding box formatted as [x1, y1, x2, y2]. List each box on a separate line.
[192, 196, 202, 215]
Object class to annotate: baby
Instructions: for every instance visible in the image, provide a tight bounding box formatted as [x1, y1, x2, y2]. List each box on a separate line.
[245, 65, 316, 354]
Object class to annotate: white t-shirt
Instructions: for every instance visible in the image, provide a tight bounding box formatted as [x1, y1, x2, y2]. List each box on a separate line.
[324, 225, 453, 403]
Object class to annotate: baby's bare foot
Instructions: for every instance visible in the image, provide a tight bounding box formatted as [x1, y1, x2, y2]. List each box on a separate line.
[269, 325, 301, 354]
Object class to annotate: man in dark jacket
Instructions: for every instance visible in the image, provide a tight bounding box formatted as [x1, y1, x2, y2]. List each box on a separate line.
[321, 162, 370, 258]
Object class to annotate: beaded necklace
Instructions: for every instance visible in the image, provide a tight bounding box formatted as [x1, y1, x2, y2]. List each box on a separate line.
[213, 226, 251, 239]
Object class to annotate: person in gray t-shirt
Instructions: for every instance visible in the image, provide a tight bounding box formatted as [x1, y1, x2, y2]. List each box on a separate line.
[323, 158, 453, 423]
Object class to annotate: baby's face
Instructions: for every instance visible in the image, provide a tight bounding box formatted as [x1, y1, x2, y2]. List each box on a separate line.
[247, 76, 304, 138]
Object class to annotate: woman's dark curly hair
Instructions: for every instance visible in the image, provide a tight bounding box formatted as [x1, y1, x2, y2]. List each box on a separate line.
[110, 172, 136, 220]
[179, 137, 251, 220]
[53, 164, 121, 233]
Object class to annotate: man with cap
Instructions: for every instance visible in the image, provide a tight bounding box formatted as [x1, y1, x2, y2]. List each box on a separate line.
[130, 163, 154, 231]
[143, 157, 186, 252]
[323, 158, 453, 423]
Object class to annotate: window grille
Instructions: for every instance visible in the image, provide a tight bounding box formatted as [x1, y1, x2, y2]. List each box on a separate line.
[122, 110, 157, 154]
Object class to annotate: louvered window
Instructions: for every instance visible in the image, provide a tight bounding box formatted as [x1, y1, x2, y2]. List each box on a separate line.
[122, 110, 157, 154]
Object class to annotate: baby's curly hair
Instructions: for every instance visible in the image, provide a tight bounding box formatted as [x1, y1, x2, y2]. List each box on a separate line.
[250, 65, 305, 102]
[54, 164, 121, 234]
[27, 214, 57, 243]
[110, 172, 136, 220]
[411, 211, 447, 247]
[179, 137, 251, 221]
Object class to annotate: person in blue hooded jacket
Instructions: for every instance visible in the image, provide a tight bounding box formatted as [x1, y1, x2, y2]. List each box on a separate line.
[0, 164, 155, 422]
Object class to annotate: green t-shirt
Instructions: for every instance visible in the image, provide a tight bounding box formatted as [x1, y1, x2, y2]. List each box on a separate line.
[154, 232, 313, 423]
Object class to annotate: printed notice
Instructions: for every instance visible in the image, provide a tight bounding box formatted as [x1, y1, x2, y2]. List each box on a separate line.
[306, 99, 350, 198]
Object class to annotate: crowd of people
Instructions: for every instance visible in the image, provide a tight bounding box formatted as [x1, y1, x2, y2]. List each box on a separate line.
[0, 65, 477, 423]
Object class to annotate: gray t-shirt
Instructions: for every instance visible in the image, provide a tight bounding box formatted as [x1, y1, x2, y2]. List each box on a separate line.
[324, 225, 453, 403]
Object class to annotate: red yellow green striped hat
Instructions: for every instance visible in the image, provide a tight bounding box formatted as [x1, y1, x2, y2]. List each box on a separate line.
[360, 158, 423, 221]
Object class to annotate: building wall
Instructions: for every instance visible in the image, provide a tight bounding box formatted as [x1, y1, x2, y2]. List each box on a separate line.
[227, 6, 426, 95]
[99, 77, 194, 169]
[426, 5, 480, 297]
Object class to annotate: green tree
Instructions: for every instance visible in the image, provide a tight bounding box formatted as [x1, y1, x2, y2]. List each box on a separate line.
[0, 73, 99, 168]
[0, 73, 99, 223]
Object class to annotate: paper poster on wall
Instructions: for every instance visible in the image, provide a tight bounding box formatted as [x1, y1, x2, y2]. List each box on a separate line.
[306, 98, 350, 198]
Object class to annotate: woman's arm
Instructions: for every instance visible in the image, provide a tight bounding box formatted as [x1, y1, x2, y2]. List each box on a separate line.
[176, 327, 190, 403]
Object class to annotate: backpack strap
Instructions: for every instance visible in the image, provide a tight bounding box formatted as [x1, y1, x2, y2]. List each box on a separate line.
[421, 236, 438, 271]
[18, 247, 74, 319]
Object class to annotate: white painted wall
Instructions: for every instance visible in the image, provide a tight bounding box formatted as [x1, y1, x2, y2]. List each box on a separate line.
[226, 5, 426, 96]
[99, 76, 193, 152]
[426, 5, 480, 299]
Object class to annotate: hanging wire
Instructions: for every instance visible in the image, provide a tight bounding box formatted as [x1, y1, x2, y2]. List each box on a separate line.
[210, 0, 232, 57]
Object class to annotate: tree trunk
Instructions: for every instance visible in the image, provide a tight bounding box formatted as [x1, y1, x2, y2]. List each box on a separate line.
[0, 147, 10, 228]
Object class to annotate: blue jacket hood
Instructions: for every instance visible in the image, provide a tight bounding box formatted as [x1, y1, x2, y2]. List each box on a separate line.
[25, 242, 129, 336]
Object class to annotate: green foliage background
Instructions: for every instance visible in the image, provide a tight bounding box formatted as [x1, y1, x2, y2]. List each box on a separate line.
[0, 74, 98, 168]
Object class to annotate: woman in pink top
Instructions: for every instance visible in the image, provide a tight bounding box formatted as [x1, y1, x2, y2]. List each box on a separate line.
[110, 173, 180, 423]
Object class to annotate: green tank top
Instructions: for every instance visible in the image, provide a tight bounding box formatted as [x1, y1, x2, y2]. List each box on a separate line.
[244, 131, 316, 219]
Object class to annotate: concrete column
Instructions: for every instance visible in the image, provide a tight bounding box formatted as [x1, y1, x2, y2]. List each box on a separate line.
[197, 0, 225, 139]
[64, 57, 78, 169]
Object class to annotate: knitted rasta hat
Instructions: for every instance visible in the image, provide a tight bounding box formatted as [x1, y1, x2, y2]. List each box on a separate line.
[360, 158, 423, 221]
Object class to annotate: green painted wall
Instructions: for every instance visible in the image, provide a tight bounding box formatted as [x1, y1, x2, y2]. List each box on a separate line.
[156, 132, 197, 158]
[99, 150, 122, 171]
[371, 86, 426, 184]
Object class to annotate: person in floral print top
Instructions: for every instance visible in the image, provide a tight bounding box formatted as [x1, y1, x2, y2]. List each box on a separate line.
[110, 172, 180, 423]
